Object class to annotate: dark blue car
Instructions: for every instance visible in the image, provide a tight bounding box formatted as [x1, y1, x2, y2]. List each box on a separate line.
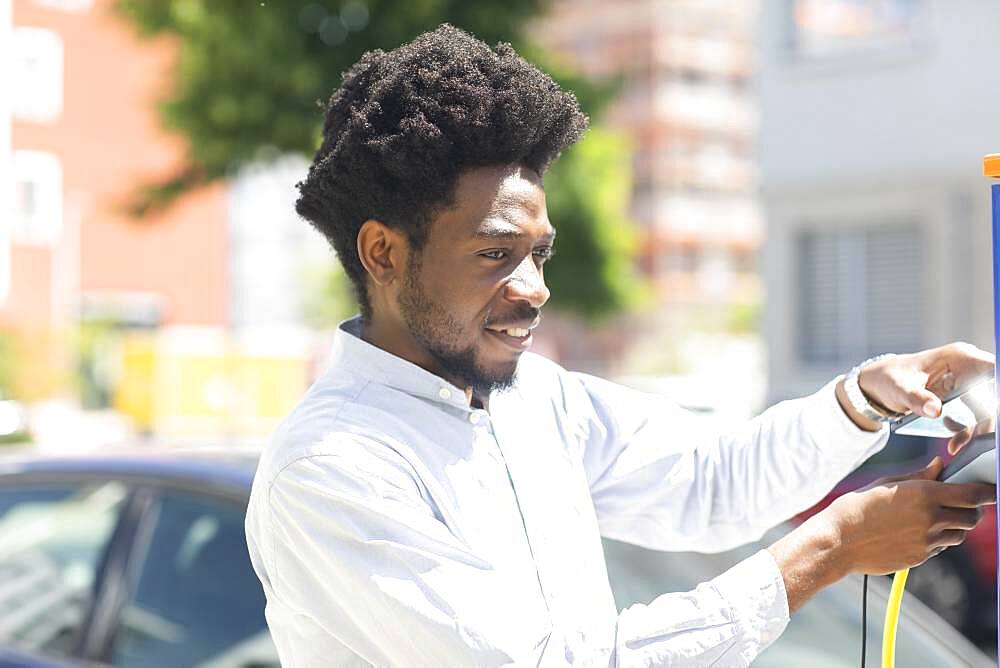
[0, 447, 278, 668]
[0, 446, 990, 667]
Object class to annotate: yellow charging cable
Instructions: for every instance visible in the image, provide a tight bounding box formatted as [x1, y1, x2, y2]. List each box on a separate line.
[880, 568, 909, 668]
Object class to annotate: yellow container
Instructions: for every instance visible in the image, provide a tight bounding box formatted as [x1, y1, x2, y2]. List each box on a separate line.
[113, 328, 309, 440]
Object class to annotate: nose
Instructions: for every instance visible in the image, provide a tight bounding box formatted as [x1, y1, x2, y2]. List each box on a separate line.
[505, 255, 550, 308]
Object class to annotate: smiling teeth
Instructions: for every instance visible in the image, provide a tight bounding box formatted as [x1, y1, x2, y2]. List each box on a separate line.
[504, 328, 529, 337]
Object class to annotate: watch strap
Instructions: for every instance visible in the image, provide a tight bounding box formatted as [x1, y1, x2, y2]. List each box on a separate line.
[844, 354, 905, 423]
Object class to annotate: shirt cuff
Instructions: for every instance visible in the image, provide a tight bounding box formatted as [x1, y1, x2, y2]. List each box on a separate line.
[710, 549, 790, 664]
[800, 376, 889, 463]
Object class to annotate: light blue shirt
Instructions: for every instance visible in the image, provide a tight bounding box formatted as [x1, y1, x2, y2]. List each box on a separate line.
[246, 317, 887, 666]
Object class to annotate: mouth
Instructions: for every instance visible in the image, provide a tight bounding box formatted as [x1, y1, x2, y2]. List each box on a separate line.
[483, 319, 539, 352]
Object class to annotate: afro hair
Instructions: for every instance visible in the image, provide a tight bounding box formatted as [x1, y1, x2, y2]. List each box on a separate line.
[295, 23, 589, 320]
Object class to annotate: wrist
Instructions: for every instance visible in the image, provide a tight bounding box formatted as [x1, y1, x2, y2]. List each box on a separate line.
[768, 513, 850, 613]
[814, 501, 858, 575]
[835, 376, 884, 432]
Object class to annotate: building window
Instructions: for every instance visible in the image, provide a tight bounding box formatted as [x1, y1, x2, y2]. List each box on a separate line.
[789, 0, 926, 60]
[12, 27, 64, 123]
[797, 224, 922, 366]
[12, 151, 63, 245]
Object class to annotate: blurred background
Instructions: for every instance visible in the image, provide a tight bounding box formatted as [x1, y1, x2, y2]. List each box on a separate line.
[2, 0, 1000, 662]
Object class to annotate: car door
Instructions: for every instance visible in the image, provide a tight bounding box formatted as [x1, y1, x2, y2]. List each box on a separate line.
[0, 477, 136, 667]
[97, 485, 279, 668]
[602, 529, 994, 667]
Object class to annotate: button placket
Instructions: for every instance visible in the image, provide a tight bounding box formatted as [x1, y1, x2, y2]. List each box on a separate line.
[484, 421, 503, 465]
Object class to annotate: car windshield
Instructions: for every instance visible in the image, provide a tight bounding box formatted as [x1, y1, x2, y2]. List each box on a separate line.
[602, 524, 992, 668]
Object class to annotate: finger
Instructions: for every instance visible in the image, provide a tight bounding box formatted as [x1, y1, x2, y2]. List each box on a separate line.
[948, 426, 975, 456]
[962, 394, 994, 425]
[928, 545, 948, 559]
[916, 457, 943, 481]
[933, 506, 984, 531]
[934, 482, 997, 508]
[946, 342, 995, 380]
[903, 386, 942, 418]
[930, 529, 968, 549]
[973, 415, 997, 438]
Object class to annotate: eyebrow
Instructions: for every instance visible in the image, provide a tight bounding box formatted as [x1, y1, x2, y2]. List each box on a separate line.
[473, 223, 556, 242]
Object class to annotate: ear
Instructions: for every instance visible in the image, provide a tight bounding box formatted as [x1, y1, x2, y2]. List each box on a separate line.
[357, 219, 407, 286]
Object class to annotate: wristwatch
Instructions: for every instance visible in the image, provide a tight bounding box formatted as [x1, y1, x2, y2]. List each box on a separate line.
[844, 354, 905, 423]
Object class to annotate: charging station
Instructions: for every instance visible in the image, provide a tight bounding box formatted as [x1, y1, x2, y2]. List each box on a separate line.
[987, 153, 1000, 662]
[879, 158, 1000, 667]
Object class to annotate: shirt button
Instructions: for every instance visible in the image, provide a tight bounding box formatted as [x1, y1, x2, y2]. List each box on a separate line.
[469, 412, 481, 424]
[438, 388, 452, 400]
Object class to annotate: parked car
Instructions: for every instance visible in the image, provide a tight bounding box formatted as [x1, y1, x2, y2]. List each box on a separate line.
[0, 447, 277, 668]
[0, 447, 991, 666]
[604, 531, 993, 667]
[795, 432, 998, 646]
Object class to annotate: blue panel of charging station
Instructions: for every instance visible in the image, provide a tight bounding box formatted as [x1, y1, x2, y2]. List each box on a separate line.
[992, 182, 1000, 660]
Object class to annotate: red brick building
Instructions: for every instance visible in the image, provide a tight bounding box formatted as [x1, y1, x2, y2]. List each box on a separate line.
[7, 0, 228, 329]
[5, 0, 228, 399]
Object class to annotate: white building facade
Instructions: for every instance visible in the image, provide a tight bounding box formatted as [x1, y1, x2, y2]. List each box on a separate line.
[758, 0, 1000, 401]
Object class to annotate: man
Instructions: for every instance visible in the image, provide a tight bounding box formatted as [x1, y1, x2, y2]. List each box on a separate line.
[245, 24, 996, 666]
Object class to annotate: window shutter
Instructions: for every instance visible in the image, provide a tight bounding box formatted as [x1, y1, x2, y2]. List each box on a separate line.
[797, 224, 923, 366]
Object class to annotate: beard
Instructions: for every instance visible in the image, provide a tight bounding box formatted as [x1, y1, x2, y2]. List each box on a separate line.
[397, 257, 520, 397]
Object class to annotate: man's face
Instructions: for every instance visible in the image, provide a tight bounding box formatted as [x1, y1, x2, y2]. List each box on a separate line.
[396, 165, 554, 396]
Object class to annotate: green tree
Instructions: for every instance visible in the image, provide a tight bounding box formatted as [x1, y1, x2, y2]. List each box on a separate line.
[543, 127, 647, 320]
[300, 259, 356, 330]
[117, 0, 646, 320]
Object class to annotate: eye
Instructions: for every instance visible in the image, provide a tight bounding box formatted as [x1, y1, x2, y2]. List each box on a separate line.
[480, 249, 508, 260]
[533, 246, 555, 260]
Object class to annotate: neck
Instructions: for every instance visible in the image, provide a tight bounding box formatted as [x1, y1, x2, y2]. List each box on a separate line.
[360, 314, 475, 401]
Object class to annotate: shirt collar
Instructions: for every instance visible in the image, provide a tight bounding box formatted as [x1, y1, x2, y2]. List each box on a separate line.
[328, 316, 476, 409]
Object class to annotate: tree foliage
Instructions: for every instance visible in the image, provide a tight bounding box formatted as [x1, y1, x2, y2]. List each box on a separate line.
[117, 0, 646, 320]
[542, 127, 648, 320]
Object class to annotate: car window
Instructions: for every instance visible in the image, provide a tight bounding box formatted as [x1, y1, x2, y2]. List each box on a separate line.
[602, 531, 991, 667]
[110, 491, 278, 668]
[0, 482, 129, 661]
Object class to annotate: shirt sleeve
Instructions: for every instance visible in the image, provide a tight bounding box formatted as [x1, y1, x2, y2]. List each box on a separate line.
[578, 374, 889, 553]
[615, 549, 789, 666]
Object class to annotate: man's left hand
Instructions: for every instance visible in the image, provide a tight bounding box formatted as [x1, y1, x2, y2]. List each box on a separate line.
[858, 342, 995, 454]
